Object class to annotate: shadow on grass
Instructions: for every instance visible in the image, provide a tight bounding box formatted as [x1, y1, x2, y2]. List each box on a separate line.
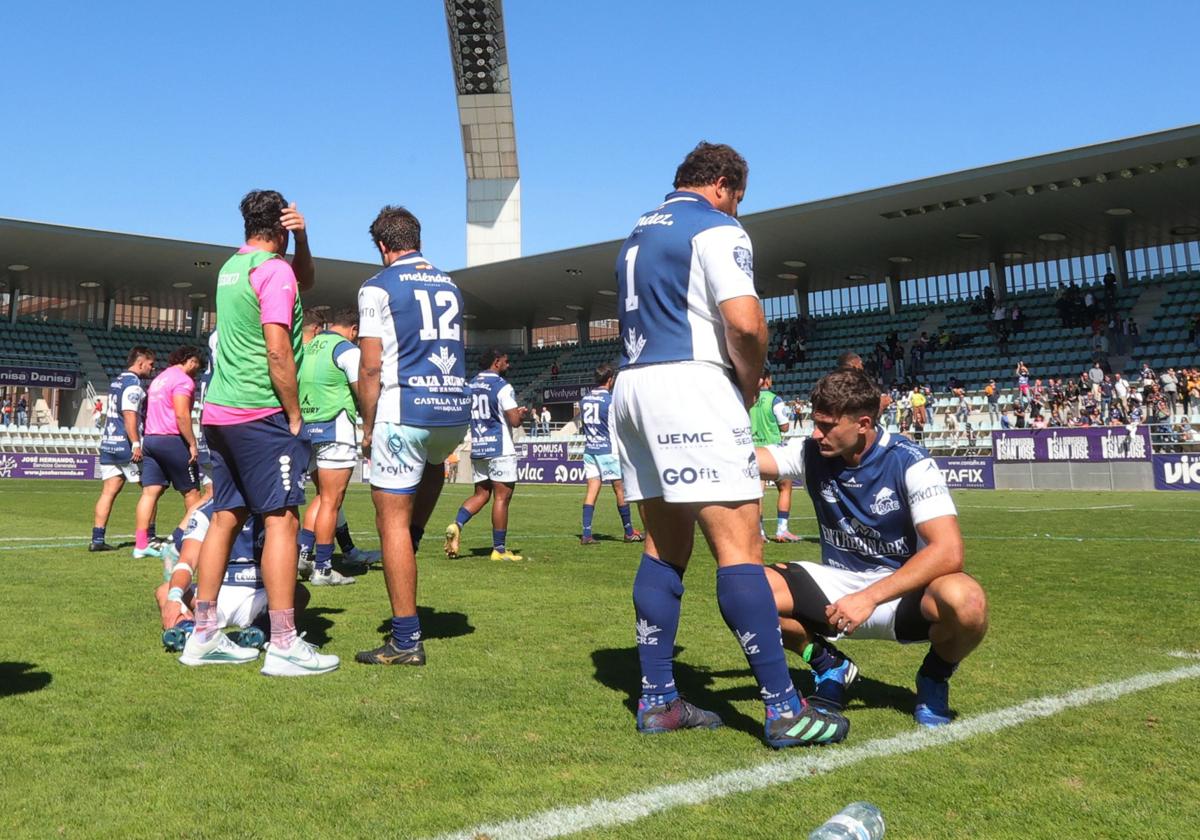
[0, 662, 52, 697]
[374, 606, 475, 640]
[707, 666, 917, 716]
[298, 607, 344, 647]
[590, 646, 762, 738]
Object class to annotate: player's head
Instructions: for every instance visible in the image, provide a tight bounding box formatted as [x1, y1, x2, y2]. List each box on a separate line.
[809, 368, 881, 460]
[239, 189, 289, 252]
[595, 362, 615, 389]
[479, 347, 509, 375]
[758, 364, 772, 390]
[370, 205, 421, 264]
[673, 142, 748, 217]
[835, 351, 863, 371]
[302, 307, 327, 341]
[126, 346, 156, 376]
[329, 306, 359, 342]
[168, 345, 205, 377]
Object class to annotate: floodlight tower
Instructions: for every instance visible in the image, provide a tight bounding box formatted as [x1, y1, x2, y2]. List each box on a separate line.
[444, 0, 520, 266]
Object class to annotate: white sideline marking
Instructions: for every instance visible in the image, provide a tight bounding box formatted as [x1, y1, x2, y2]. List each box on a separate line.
[429, 663, 1200, 840]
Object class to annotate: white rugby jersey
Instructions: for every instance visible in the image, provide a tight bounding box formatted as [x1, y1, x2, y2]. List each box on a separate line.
[615, 191, 757, 370]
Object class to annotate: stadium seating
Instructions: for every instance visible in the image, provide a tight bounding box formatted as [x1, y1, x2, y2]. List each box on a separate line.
[84, 326, 206, 378]
[0, 321, 80, 369]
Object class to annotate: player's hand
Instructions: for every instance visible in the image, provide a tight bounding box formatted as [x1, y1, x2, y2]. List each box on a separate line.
[280, 202, 307, 240]
[131, 446, 143, 462]
[361, 429, 372, 461]
[187, 443, 199, 464]
[162, 600, 191, 630]
[287, 413, 303, 437]
[826, 591, 877, 636]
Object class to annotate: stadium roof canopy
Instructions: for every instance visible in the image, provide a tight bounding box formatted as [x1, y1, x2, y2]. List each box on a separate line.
[3, 123, 1199, 329]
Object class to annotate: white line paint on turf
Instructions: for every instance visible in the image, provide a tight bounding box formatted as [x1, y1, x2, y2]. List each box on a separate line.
[428, 662, 1200, 840]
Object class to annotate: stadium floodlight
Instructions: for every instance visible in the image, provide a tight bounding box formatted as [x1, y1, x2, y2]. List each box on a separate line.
[565, 268, 583, 276]
[846, 273, 867, 281]
[1105, 208, 1134, 216]
[1070, 177, 1086, 187]
[188, 292, 207, 300]
[130, 294, 150, 302]
[783, 260, 807, 268]
[6, 263, 29, 271]
[462, 313, 477, 320]
[546, 315, 565, 322]
[1046, 182, 1061, 191]
[777, 273, 799, 280]
[564, 304, 585, 311]
[888, 256, 913, 264]
[1170, 225, 1200, 237]
[171, 281, 192, 289]
[193, 260, 211, 268]
[1024, 185, 1038, 196]
[79, 281, 100, 288]
[596, 289, 617, 296]
[1095, 172, 1109, 183]
[1002, 251, 1026, 260]
[1142, 163, 1160, 174]
[956, 232, 982, 241]
[1038, 232, 1067, 242]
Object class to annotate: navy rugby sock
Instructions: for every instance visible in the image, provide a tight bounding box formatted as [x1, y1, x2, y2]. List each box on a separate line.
[716, 564, 798, 710]
[919, 648, 958, 682]
[391, 615, 421, 650]
[334, 522, 355, 553]
[91, 526, 105, 545]
[147, 522, 157, 541]
[298, 528, 316, 563]
[492, 529, 507, 552]
[315, 543, 334, 572]
[411, 525, 424, 553]
[581, 504, 595, 538]
[455, 506, 473, 529]
[633, 553, 684, 703]
[617, 504, 633, 535]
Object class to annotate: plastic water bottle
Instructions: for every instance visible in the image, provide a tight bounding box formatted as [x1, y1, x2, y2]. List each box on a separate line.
[808, 802, 885, 840]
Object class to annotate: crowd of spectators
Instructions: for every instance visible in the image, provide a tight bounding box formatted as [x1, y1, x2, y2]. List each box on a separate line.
[1, 393, 31, 426]
[769, 317, 809, 370]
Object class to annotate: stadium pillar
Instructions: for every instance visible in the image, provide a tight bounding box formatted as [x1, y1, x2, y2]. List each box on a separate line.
[885, 276, 900, 315]
[7, 285, 18, 323]
[988, 261, 1006, 302]
[105, 297, 116, 330]
[576, 310, 590, 346]
[523, 322, 533, 354]
[191, 304, 204, 338]
[797, 286, 809, 319]
[1108, 245, 1129, 287]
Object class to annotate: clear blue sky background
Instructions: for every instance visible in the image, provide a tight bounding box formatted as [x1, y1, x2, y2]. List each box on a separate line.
[2, 1, 1197, 268]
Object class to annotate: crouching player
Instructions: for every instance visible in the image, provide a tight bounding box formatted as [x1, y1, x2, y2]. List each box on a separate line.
[756, 368, 988, 727]
[157, 500, 310, 659]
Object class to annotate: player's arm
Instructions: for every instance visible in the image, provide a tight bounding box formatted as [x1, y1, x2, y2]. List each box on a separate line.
[335, 343, 362, 407]
[281, 202, 315, 292]
[498, 383, 524, 428]
[357, 338, 382, 457]
[172, 389, 198, 463]
[755, 437, 805, 484]
[264, 323, 302, 435]
[721, 297, 768, 409]
[122, 408, 143, 461]
[160, 540, 200, 629]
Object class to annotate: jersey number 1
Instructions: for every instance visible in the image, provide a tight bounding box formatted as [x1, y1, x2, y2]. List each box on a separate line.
[414, 289, 461, 341]
[623, 245, 639, 312]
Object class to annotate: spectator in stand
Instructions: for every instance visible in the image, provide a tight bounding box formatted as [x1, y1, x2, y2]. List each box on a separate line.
[17, 395, 29, 426]
[1100, 375, 1115, 423]
[1088, 360, 1104, 401]
[1010, 303, 1023, 333]
[1127, 317, 1139, 348]
[1015, 362, 1030, 398]
[794, 337, 806, 364]
[1031, 411, 1047, 430]
[1000, 409, 1013, 430]
[1049, 404, 1066, 427]
[1030, 378, 1045, 415]
[1113, 373, 1130, 416]
[985, 379, 1000, 426]
[909, 384, 927, 442]
[550, 361, 559, 380]
[997, 321, 1010, 354]
[991, 303, 1007, 335]
[2, 396, 11, 426]
[1013, 401, 1027, 429]
[983, 283, 995, 310]
[954, 388, 970, 427]
[1140, 362, 1156, 402]
[1190, 314, 1200, 348]
[1185, 367, 1200, 416]
[540, 404, 552, 435]
[1160, 368, 1179, 417]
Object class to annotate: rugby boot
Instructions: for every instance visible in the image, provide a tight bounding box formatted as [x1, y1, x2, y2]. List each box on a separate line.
[444, 523, 461, 558]
[343, 546, 380, 567]
[765, 698, 849, 749]
[772, 531, 803, 543]
[261, 633, 339, 677]
[132, 544, 163, 560]
[88, 541, 116, 552]
[636, 696, 723, 734]
[809, 650, 860, 712]
[490, 549, 523, 562]
[355, 637, 427, 666]
[914, 674, 954, 727]
[623, 530, 645, 543]
[580, 535, 600, 545]
[162, 620, 195, 652]
[311, 567, 356, 586]
[228, 626, 266, 649]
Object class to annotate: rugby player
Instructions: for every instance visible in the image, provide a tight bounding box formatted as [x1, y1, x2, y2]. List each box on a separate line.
[613, 141, 848, 748]
[181, 190, 338, 676]
[158, 499, 310, 656]
[90, 347, 155, 552]
[355, 206, 471, 665]
[756, 367, 989, 726]
[578, 362, 643, 545]
[750, 366, 800, 543]
[445, 349, 529, 562]
[296, 306, 361, 586]
[134, 346, 205, 559]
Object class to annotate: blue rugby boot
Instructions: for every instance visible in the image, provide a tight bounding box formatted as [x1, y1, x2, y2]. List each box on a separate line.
[636, 696, 723, 734]
[229, 626, 266, 649]
[809, 652, 860, 712]
[914, 674, 954, 727]
[162, 620, 194, 652]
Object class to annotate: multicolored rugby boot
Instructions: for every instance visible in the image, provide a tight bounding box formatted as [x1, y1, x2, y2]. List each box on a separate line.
[636, 696, 723, 734]
[162, 620, 195, 652]
[623, 530, 645, 543]
[764, 699, 850, 749]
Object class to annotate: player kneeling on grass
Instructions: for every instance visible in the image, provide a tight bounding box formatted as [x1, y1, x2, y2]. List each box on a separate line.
[756, 367, 989, 727]
[578, 363, 643, 545]
[158, 500, 310, 658]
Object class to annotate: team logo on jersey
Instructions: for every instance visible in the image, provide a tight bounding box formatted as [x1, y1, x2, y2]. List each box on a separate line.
[636, 618, 662, 646]
[733, 246, 753, 279]
[736, 629, 759, 655]
[427, 346, 458, 376]
[870, 486, 901, 516]
[624, 327, 647, 364]
[819, 480, 839, 504]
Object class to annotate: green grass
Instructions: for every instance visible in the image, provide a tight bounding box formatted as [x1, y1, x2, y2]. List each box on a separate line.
[0, 482, 1197, 838]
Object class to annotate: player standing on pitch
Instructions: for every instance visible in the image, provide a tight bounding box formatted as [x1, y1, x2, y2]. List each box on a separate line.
[355, 206, 472, 665]
[757, 367, 989, 726]
[613, 142, 848, 748]
[749, 366, 801, 543]
[578, 362, 643, 545]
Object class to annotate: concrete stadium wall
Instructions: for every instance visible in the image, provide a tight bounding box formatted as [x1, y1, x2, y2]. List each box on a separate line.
[994, 461, 1155, 490]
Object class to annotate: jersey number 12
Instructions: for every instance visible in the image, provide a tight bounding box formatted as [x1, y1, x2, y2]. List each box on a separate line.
[413, 289, 461, 341]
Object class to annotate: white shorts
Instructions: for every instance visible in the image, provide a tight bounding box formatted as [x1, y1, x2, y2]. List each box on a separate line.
[310, 441, 358, 472]
[371, 421, 468, 494]
[100, 461, 141, 483]
[216, 585, 268, 629]
[472, 455, 518, 484]
[613, 362, 762, 504]
[784, 561, 912, 642]
[199, 463, 213, 487]
[583, 452, 622, 482]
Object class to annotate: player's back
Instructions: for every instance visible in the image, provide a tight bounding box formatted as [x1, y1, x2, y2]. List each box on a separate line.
[469, 371, 515, 458]
[100, 371, 144, 463]
[580, 388, 614, 455]
[358, 253, 469, 427]
[615, 191, 755, 370]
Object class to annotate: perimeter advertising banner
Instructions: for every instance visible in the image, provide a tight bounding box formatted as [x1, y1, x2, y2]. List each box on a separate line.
[541, 385, 589, 404]
[992, 427, 1151, 462]
[1152, 454, 1200, 491]
[516, 441, 587, 484]
[933, 456, 995, 489]
[0, 452, 98, 479]
[0, 364, 79, 389]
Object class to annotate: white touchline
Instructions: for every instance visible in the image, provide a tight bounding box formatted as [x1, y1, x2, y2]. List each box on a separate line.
[428, 662, 1200, 840]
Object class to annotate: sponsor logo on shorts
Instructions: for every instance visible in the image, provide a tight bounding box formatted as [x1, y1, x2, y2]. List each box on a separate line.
[661, 466, 721, 486]
[655, 431, 714, 448]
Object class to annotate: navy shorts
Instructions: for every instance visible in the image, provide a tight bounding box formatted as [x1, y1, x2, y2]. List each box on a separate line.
[141, 435, 201, 492]
[204, 412, 310, 514]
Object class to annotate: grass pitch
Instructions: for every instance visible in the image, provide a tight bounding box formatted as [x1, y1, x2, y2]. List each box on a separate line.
[0, 481, 1197, 838]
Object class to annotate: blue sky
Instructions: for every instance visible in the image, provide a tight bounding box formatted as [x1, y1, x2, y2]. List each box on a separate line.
[2, 1, 1197, 268]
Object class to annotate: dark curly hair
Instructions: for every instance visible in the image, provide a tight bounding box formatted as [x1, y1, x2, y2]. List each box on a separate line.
[239, 189, 288, 243]
[370, 205, 421, 253]
[168, 345, 204, 367]
[811, 368, 881, 422]
[673, 142, 748, 192]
